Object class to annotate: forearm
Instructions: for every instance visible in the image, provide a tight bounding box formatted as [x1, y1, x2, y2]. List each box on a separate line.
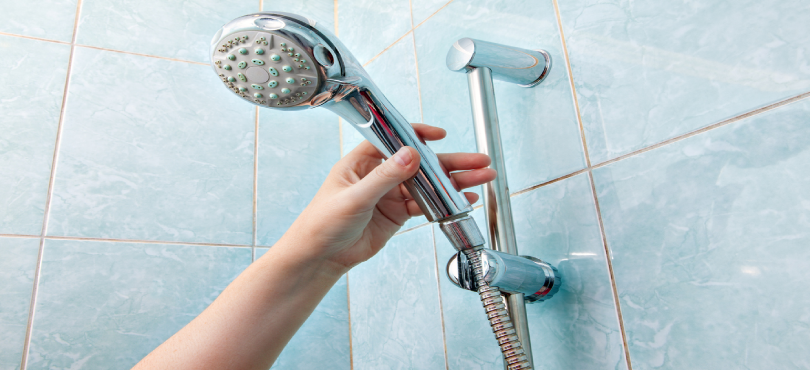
[133, 238, 347, 370]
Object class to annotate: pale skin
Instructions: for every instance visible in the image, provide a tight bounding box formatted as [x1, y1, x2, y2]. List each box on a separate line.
[132, 124, 496, 370]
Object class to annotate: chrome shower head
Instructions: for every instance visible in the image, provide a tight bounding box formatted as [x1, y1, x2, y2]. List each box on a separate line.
[211, 12, 485, 252]
[210, 12, 364, 109]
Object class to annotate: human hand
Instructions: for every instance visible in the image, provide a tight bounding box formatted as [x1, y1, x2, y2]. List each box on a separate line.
[278, 123, 496, 273]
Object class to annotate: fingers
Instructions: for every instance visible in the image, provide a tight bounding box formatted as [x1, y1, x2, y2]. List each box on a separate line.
[396, 168, 495, 201]
[451, 168, 497, 189]
[343, 146, 422, 210]
[412, 123, 446, 141]
[437, 153, 491, 172]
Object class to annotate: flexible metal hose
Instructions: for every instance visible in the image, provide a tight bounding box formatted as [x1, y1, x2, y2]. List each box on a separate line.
[463, 249, 532, 370]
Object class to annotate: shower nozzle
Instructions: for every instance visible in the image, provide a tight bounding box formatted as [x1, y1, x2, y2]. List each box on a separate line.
[210, 12, 485, 251]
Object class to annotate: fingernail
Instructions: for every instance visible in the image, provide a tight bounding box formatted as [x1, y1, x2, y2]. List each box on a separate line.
[392, 147, 412, 167]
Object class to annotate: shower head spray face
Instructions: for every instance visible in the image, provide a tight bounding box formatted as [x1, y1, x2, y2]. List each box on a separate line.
[210, 12, 348, 109]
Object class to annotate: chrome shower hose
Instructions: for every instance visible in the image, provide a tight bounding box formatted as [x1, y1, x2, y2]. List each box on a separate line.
[463, 249, 532, 370]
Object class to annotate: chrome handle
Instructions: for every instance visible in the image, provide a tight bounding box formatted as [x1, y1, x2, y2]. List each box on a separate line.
[447, 38, 555, 370]
[325, 86, 473, 223]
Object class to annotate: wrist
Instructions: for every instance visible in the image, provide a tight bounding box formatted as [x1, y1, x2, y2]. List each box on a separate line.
[267, 232, 350, 280]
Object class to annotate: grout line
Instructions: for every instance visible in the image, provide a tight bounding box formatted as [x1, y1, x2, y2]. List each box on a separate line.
[21, 240, 45, 370]
[334, 0, 339, 36]
[412, 0, 455, 29]
[0, 32, 207, 66]
[358, 0, 454, 69]
[431, 226, 450, 370]
[346, 272, 354, 370]
[43, 235, 252, 248]
[360, 0, 454, 68]
[393, 220, 431, 236]
[592, 90, 810, 170]
[551, 0, 591, 168]
[75, 44, 208, 65]
[587, 170, 633, 370]
[0, 31, 71, 45]
[409, 0, 425, 124]
[362, 30, 413, 67]
[0, 234, 40, 239]
[551, 2, 630, 367]
[510, 168, 589, 198]
[20, 1, 84, 368]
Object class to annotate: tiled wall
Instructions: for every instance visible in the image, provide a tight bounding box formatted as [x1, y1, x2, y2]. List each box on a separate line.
[1, 0, 808, 370]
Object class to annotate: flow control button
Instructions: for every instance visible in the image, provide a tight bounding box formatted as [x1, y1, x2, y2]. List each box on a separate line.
[245, 67, 269, 83]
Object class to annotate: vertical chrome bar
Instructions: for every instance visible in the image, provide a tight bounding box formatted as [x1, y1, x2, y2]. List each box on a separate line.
[467, 67, 534, 368]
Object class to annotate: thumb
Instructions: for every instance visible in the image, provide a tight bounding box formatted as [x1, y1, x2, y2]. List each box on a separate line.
[347, 146, 421, 207]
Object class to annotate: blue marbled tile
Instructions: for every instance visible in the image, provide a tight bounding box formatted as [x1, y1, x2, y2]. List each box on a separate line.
[349, 225, 447, 369]
[593, 98, 810, 369]
[262, 0, 336, 33]
[0, 0, 78, 42]
[0, 237, 40, 369]
[558, 0, 810, 163]
[75, 0, 256, 63]
[47, 48, 254, 245]
[411, 0, 450, 26]
[513, 174, 627, 370]
[436, 175, 628, 369]
[415, 0, 586, 192]
[254, 248, 351, 370]
[337, 0, 412, 64]
[27, 239, 251, 369]
[434, 208, 504, 369]
[256, 108, 339, 246]
[0, 36, 70, 235]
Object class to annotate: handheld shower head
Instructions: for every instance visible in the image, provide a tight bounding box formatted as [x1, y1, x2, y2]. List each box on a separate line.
[209, 12, 345, 109]
[211, 12, 484, 250]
